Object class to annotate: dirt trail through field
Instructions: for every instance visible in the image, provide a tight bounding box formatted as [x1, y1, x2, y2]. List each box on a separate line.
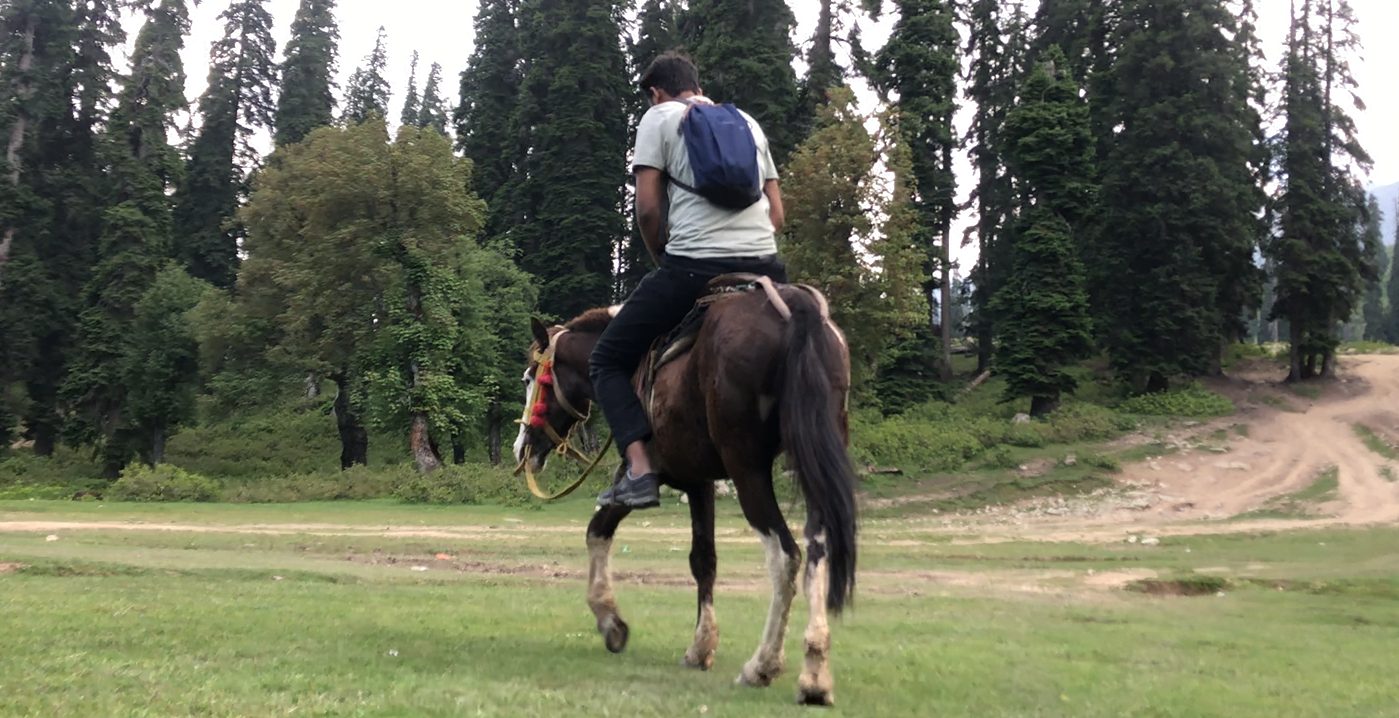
[936, 354, 1399, 543]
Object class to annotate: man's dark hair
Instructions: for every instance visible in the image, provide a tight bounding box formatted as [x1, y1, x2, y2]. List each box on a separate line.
[639, 52, 701, 97]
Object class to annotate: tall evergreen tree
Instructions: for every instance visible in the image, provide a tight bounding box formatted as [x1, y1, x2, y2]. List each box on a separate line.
[505, 0, 629, 318]
[1268, 0, 1375, 380]
[343, 25, 390, 123]
[273, 0, 339, 148]
[0, 0, 123, 453]
[172, 0, 278, 289]
[963, 0, 1027, 374]
[400, 50, 421, 127]
[416, 62, 450, 134]
[867, 0, 960, 380]
[1384, 202, 1399, 344]
[679, 0, 802, 165]
[992, 47, 1095, 416]
[455, 0, 520, 236]
[797, 0, 849, 132]
[1091, 0, 1266, 391]
[61, 0, 191, 476]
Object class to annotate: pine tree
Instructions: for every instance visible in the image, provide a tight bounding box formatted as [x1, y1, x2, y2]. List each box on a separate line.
[992, 47, 1095, 416]
[679, 0, 802, 165]
[797, 0, 848, 133]
[1092, 0, 1266, 390]
[506, 0, 629, 318]
[416, 62, 450, 134]
[780, 86, 926, 391]
[343, 26, 390, 124]
[1384, 204, 1399, 344]
[1268, 0, 1375, 380]
[455, 0, 520, 235]
[172, 0, 278, 289]
[400, 50, 421, 127]
[61, 0, 191, 476]
[273, 0, 339, 147]
[963, 0, 1027, 374]
[867, 0, 960, 380]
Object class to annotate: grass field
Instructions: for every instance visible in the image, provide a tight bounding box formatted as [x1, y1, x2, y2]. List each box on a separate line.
[3, 500, 1399, 717]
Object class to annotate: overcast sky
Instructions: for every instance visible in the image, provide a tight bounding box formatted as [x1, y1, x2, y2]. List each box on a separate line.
[148, 0, 1399, 270]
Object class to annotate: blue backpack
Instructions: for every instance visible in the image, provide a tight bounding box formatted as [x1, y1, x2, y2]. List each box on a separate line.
[669, 99, 763, 210]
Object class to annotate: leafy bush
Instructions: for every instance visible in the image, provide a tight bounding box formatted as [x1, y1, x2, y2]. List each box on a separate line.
[394, 463, 538, 508]
[0, 450, 108, 500]
[108, 464, 221, 502]
[1118, 383, 1235, 418]
[1081, 453, 1122, 472]
[850, 408, 986, 473]
[1041, 402, 1135, 443]
[223, 465, 409, 503]
[981, 447, 1018, 470]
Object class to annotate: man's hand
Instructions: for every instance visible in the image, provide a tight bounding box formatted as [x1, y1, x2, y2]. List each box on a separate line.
[634, 167, 666, 266]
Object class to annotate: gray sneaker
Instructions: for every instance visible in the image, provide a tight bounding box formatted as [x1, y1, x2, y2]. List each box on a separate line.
[597, 472, 661, 509]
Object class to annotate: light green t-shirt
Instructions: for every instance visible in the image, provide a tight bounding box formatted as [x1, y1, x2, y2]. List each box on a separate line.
[631, 97, 780, 259]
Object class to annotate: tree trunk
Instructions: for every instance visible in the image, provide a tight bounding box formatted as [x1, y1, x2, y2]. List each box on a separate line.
[152, 426, 166, 465]
[332, 375, 368, 469]
[487, 405, 502, 466]
[304, 373, 320, 399]
[0, 16, 37, 286]
[410, 413, 443, 473]
[938, 148, 955, 382]
[453, 438, 467, 465]
[1029, 393, 1060, 418]
[1146, 371, 1170, 394]
[1287, 315, 1304, 382]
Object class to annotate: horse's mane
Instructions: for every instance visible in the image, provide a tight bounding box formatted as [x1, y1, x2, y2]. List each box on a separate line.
[564, 306, 617, 335]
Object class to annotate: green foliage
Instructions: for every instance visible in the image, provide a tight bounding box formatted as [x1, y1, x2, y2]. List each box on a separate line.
[273, 0, 340, 147]
[342, 25, 390, 123]
[416, 62, 450, 135]
[108, 463, 221, 502]
[223, 465, 406, 503]
[393, 463, 536, 507]
[1117, 383, 1235, 418]
[992, 46, 1095, 416]
[780, 87, 927, 392]
[1092, 0, 1267, 389]
[505, 0, 628, 318]
[122, 264, 210, 463]
[172, 0, 279, 289]
[454, 0, 520, 238]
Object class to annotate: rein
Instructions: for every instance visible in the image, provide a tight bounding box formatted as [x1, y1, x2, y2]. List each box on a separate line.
[512, 329, 615, 500]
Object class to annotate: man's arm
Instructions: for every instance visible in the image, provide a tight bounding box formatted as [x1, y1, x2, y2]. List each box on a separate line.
[634, 166, 666, 266]
[764, 179, 784, 234]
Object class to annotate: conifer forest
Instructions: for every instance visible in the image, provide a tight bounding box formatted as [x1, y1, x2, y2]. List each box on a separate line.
[0, 0, 1395, 487]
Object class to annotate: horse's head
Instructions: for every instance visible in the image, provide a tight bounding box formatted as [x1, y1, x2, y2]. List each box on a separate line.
[511, 316, 599, 475]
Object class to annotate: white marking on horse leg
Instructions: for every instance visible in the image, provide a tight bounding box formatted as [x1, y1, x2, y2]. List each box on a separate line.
[737, 530, 800, 687]
[683, 600, 719, 670]
[607, 304, 624, 317]
[587, 534, 628, 651]
[758, 394, 776, 422]
[797, 531, 835, 705]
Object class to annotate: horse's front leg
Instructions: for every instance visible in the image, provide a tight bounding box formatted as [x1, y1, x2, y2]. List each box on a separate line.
[682, 482, 719, 669]
[586, 502, 633, 653]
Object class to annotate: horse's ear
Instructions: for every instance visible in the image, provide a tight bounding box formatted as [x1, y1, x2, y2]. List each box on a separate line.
[530, 316, 551, 348]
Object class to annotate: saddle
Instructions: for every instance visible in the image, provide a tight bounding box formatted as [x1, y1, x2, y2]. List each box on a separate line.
[633, 273, 829, 422]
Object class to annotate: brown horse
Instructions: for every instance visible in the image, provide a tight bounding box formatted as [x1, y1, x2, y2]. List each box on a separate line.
[512, 282, 858, 706]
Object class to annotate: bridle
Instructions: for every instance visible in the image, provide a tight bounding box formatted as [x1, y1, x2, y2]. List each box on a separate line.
[512, 328, 614, 500]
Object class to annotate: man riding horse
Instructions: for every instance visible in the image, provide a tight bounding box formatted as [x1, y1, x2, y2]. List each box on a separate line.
[590, 52, 789, 509]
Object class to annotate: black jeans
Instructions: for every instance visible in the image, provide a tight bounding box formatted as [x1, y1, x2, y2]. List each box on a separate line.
[590, 252, 789, 458]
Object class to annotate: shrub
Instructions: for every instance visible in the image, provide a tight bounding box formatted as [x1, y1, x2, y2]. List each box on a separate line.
[1118, 383, 1235, 418]
[222, 465, 409, 503]
[850, 410, 985, 473]
[394, 463, 538, 508]
[981, 447, 1018, 470]
[1041, 402, 1134, 443]
[108, 464, 221, 502]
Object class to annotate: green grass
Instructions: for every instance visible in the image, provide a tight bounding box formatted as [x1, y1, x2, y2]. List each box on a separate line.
[4, 504, 1399, 716]
[1236, 467, 1341, 520]
[1353, 424, 1399, 461]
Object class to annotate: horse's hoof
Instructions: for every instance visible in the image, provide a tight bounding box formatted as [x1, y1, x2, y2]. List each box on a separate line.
[598, 616, 629, 653]
[796, 685, 835, 707]
[681, 651, 714, 671]
[734, 662, 780, 688]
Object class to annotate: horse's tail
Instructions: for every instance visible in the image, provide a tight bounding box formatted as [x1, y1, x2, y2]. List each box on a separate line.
[777, 290, 857, 614]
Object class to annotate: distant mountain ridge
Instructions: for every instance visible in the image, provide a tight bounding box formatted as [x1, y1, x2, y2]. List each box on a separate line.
[1370, 181, 1398, 245]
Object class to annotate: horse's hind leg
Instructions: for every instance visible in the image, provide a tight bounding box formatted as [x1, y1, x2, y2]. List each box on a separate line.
[797, 521, 836, 705]
[725, 452, 801, 688]
[586, 503, 633, 653]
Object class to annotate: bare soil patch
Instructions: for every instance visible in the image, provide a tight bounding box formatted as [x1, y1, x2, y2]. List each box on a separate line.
[0, 562, 24, 574]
